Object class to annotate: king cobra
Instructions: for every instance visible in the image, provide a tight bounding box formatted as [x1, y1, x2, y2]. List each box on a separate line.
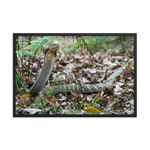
[29, 43, 125, 95]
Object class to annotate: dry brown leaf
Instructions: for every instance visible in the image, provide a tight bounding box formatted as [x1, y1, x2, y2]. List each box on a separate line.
[71, 91, 79, 98]
[104, 89, 114, 96]
[88, 78, 99, 84]
[67, 94, 76, 100]
[84, 57, 87, 61]
[65, 64, 75, 72]
[59, 60, 68, 65]
[107, 70, 114, 77]
[55, 94, 62, 99]
[103, 61, 113, 66]
[45, 97, 58, 105]
[130, 62, 134, 67]
[100, 97, 109, 103]
[107, 63, 118, 70]
[16, 88, 23, 93]
[111, 56, 123, 61]
[100, 70, 108, 82]
[121, 89, 126, 95]
[71, 69, 79, 74]
[96, 70, 106, 75]
[104, 111, 111, 114]
[74, 72, 80, 77]
[109, 95, 115, 100]
[59, 67, 65, 70]
[120, 75, 123, 79]
[115, 75, 122, 82]
[122, 64, 131, 79]
[65, 74, 75, 83]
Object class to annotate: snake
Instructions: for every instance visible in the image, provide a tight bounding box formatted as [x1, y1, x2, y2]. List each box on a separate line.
[29, 43, 125, 95]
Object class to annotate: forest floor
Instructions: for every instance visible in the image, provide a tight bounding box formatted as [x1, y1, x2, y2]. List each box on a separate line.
[15, 40, 134, 115]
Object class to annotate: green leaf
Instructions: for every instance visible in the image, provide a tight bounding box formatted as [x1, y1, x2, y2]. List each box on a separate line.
[72, 103, 75, 107]
[40, 38, 47, 43]
[45, 36, 54, 40]
[23, 44, 40, 50]
[16, 50, 24, 57]
[30, 40, 39, 44]
[95, 99, 99, 103]
[24, 84, 29, 88]
[24, 52, 34, 57]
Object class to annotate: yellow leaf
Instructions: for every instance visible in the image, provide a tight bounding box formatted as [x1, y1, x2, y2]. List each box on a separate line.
[84, 106, 101, 114]
[120, 75, 123, 79]
[21, 94, 30, 99]
[45, 84, 50, 87]
[103, 54, 109, 57]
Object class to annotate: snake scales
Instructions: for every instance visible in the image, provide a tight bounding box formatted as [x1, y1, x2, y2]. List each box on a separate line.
[29, 43, 125, 95]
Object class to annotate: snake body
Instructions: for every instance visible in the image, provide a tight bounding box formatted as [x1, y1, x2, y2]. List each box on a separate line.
[29, 43, 59, 95]
[29, 43, 125, 95]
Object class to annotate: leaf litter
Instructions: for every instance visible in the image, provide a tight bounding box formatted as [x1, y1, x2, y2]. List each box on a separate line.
[15, 40, 135, 115]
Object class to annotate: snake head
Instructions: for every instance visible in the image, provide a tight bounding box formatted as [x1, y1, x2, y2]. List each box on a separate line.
[49, 44, 59, 51]
[43, 44, 59, 57]
[43, 42, 59, 54]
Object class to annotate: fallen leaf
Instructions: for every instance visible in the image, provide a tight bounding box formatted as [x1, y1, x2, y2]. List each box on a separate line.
[104, 88, 114, 96]
[130, 62, 134, 67]
[115, 75, 122, 82]
[65, 64, 75, 72]
[103, 60, 112, 65]
[84, 106, 101, 114]
[65, 74, 75, 83]
[45, 84, 50, 87]
[107, 63, 118, 70]
[84, 57, 87, 61]
[104, 111, 111, 114]
[125, 109, 134, 115]
[55, 94, 62, 99]
[88, 68, 97, 74]
[45, 97, 58, 105]
[59, 67, 65, 70]
[111, 56, 123, 61]
[16, 88, 23, 93]
[59, 60, 68, 65]
[21, 108, 41, 114]
[88, 78, 99, 84]
[74, 72, 80, 77]
[120, 75, 123, 79]
[61, 102, 67, 106]
[71, 91, 79, 98]
[21, 94, 30, 99]
[129, 100, 134, 106]
[122, 64, 131, 79]
[101, 96, 110, 103]
[96, 70, 106, 75]
[103, 54, 109, 57]
[121, 89, 126, 95]
[87, 95, 93, 101]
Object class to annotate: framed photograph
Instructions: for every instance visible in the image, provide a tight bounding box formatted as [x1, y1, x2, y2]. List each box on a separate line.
[13, 33, 137, 117]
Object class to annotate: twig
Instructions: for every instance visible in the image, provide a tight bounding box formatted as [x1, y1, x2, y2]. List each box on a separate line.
[81, 37, 98, 62]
